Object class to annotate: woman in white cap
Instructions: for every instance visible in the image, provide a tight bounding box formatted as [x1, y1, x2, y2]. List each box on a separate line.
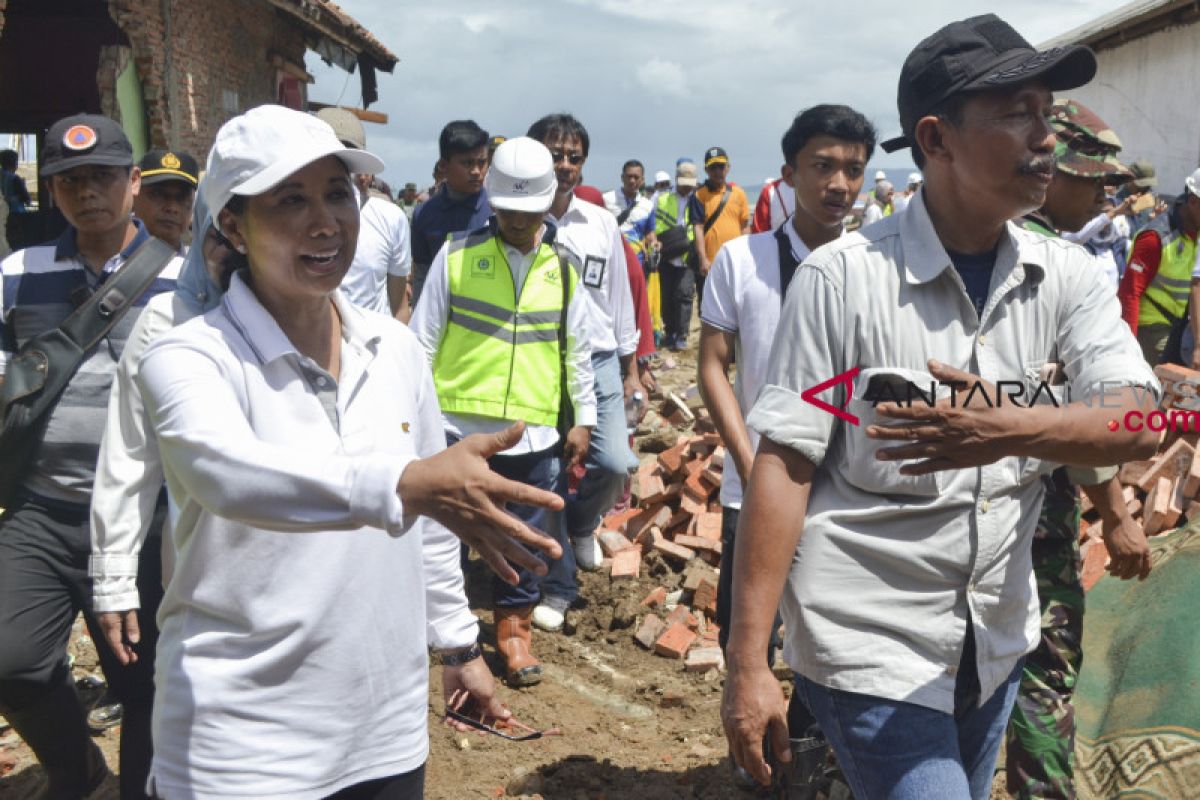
[135, 106, 562, 799]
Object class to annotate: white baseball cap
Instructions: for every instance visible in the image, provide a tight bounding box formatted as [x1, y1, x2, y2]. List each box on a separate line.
[654, 170, 670, 184]
[1187, 167, 1200, 198]
[485, 136, 556, 213]
[203, 105, 384, 216]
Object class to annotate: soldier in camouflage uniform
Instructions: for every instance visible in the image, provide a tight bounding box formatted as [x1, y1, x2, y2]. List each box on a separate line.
[1007, 99, 1149, 799]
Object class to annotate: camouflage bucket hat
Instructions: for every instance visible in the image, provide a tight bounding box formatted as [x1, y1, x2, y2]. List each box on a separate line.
[1049, 99, 1133, 184]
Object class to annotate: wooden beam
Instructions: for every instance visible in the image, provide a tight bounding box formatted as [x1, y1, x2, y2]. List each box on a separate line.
[306, 102, 388, 125]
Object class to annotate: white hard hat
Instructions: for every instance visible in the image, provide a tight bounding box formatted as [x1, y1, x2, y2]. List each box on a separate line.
[485, 136, 556, 213]
[654, 170, 670, 184]
[907, 171, 923, 185]
[1187, 167, 1200, 198]
[874, 169, 887, 181]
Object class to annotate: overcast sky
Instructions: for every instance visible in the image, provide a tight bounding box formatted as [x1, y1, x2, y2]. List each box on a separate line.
[307, 0, 1130, 194]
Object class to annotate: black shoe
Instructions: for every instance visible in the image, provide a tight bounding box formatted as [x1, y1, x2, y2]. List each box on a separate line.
[87, 700, 123, 733]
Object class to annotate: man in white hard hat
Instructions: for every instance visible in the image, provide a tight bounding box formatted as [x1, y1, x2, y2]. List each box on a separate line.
[894, 171, 924, 213]
[316, 107, 413, 321]
[410, 137, 596, 687]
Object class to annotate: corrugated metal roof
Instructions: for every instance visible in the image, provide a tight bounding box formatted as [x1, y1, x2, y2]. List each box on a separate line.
[266, 0, 398, 72]
[1041, 0, 1199, 49]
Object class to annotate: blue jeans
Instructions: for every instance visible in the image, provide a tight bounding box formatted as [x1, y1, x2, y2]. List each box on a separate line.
[445, 434, 572, 608]
[564, 349, 638, 542]
[793, 627, 1023, 800]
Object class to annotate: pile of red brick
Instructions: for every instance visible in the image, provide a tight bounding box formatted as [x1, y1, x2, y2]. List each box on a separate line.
[1079, 363, 1200, 589]
[598, 427, 729, 673]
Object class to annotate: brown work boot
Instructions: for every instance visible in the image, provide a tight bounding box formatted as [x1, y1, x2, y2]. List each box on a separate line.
[494, 606, 543, 686]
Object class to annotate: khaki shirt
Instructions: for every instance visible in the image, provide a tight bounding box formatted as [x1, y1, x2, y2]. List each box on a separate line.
[747, 190, 1156, 713]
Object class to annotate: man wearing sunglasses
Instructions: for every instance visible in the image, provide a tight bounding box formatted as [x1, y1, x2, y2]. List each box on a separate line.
[526, 113, 642, 634]
[689, 147, 750, 308]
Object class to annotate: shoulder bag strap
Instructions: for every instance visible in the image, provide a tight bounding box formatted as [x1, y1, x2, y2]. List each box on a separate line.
[775, 223, 802, 302]
[702, 187, 732, 235]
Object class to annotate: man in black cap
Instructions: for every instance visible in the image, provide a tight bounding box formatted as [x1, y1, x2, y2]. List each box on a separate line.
[0, 113, 180, 798]
[133, 148, 198, 252]
[721, 15, 1157, 799]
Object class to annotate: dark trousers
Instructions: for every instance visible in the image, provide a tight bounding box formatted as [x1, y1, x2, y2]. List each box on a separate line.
[324, 764, 426, 800]
[715, 505, 815, 737]
[660, 264, 695, 345]
[0, 491, 164, 799]
[445, 434, 570, 608]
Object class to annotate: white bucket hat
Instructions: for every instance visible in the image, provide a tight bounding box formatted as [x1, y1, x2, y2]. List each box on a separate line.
[203, 105, 384, 216]
[485, 136, 556, 213]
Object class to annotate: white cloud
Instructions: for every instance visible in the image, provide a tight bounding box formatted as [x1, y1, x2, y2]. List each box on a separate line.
[635, 58, 688, 98]
[460, 13, 501, 34]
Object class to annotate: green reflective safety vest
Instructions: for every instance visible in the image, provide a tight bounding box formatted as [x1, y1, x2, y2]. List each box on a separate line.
[654, 192, 694, 241]
[1138, 217, 1197, 328]
[432, 231, 577, 427]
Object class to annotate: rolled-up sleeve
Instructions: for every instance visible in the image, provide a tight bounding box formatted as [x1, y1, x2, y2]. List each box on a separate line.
[138, 340, 416, 536]
[1057, 248, 1159, 403]
[746, 263, 846, 466]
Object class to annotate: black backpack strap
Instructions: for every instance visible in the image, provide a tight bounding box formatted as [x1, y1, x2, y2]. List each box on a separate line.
[553, 244, 575, 439]
[775, 222, 802, 301]
[702, 187, 732, 234]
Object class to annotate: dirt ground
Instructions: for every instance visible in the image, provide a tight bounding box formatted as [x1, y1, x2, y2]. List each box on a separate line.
[0, 325, 1013, 799]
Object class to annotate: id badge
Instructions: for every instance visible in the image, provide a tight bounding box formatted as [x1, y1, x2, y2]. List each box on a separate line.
[583, 255, 606, 288]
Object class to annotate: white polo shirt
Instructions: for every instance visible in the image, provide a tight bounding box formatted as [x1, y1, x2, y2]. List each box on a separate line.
[747, 190, 1156, 714]
[547, 195, 639, 356]
[138, 274, 476, 798]
[701, 220, 824, 508]
[340, 195, 412, 315]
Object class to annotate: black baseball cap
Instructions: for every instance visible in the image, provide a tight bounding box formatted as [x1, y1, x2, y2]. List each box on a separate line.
[41, 113, 134, 176]
[880, 14, 1097, 153]
[138, 149, 199, 187]
[704, 146, 729, 167]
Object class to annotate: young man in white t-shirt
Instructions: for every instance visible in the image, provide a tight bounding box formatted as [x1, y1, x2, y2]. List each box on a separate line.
[698, 103, 876, 789]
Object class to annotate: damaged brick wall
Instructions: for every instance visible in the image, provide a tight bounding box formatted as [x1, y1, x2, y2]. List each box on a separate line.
[106, 0, 307, 156]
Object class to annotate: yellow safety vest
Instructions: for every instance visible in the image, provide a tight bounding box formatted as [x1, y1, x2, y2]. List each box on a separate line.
[432, 231, 577, 427]
[1138, 224, 1198, 328]
[654, 192, 694, 240]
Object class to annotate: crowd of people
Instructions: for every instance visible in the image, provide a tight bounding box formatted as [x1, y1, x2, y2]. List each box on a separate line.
[0, 9, 1197, 800]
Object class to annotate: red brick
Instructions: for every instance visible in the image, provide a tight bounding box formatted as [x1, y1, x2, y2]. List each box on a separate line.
[1154, 363, 1200, 396]
[695, 512, 722, 541]
[1143, 476, 1173, 535]
[635, 523, 665, 548]
[702, 622, 721, 644]
[674, 534, 722, 555]
[1135, 439, 1195, 493]
[1183, 449, 1200, 499]
[657, 442, 689, 476]
[680, 493, 706, 516]
[628, 504, 673, 541]
[684, 471, 712, 502]
[598, 530, 635, 557]
[682, 563, 718, 591]
[666, 604, 699, 630]
[1118, 460, 1153, 486]
[637, 472, 667, 505]
[652, 538, 696, 563]
[685, 646, 725, 672]
[654, 622, 698, 658]
[664, 509, 691, 534]
[703, 465, 723, 487]
[601, 507, 641, 533]
[634, 615, 667, 649]
[692, 576, 718, 615]
[710, 446, 726, 471]
[684, 458, 705, 477]
[641, 586, 668, 608]
[610, 548, 642, 579]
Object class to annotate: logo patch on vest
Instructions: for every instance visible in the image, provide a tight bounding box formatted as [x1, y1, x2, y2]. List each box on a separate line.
[471, 256, 495, 278]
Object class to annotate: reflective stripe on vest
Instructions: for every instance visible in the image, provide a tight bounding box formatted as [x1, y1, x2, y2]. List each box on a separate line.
[432, 234, 574, 427]
[654, 192, 694, 241]
[1139, 228, 1198, 328]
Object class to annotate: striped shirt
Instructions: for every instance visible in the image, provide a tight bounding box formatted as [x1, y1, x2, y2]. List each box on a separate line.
[0, 220, 181, 504]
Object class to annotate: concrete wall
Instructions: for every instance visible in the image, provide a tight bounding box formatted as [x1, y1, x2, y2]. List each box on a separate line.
[1061, 21, 1200, 193]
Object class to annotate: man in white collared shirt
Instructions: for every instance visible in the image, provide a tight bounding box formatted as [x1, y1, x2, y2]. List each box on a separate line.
[699, 103, 877, 792]
[721, 15, 1159, 799]
[410, 137, 596, 685]
[526, 114, 642, 628]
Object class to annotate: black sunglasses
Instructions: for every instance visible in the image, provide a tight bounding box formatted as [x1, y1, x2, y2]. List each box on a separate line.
[549, 149, 586, 166]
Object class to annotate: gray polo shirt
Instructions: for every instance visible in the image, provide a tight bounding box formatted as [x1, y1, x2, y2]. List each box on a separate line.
[747, 190, 1156, 713]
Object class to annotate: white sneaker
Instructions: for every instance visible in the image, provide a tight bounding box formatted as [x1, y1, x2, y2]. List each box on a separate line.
[532, 603, 565, 632]
[572, 536, 603, 571]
